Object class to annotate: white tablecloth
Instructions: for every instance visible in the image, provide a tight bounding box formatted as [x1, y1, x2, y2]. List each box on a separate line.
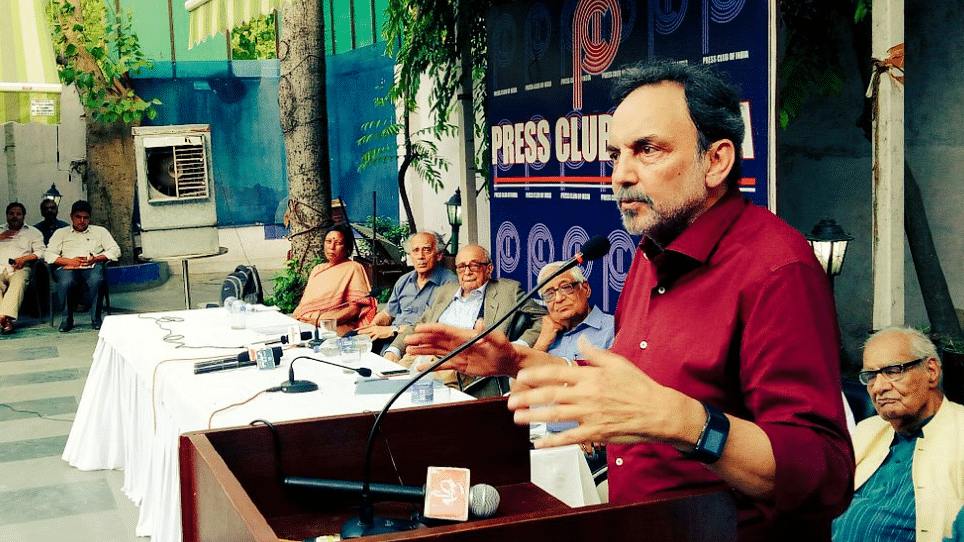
[62, 308, 599, 542]
[61, 308, 471, 542]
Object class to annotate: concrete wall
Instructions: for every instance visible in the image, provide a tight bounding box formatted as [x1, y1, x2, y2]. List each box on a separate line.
[777, 2, 963, 369]
[2, 85, 85, 219]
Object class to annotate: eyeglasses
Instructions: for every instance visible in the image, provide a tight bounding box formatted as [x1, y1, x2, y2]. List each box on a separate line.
[858, 358, 926, 385]
[455, 261, 490, 273]
[541, 281, 583, 303]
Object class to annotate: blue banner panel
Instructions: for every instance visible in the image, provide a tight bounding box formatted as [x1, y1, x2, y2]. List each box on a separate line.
[487, 0, 770, 311]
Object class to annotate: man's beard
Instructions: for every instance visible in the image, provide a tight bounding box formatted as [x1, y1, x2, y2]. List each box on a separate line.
[615, 187, 704, 248]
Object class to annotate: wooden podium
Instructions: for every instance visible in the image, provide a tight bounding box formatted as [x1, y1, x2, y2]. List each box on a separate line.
[180, 398, 736, 541]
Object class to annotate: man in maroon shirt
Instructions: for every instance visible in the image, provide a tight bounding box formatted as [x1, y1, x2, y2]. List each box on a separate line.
[405, 59, 854, 540]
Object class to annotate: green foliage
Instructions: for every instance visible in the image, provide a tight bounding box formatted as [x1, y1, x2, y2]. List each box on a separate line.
[264, 256, 323, 313]
[778, 0, 852, 130]
[357, 0, 491, 192]
[355, 215, 411, 261]
[231, 13, 277, 60]
[48, 0, 159, 124]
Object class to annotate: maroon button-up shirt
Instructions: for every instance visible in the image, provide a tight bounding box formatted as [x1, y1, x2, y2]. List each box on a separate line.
[608, 189, 854, 540]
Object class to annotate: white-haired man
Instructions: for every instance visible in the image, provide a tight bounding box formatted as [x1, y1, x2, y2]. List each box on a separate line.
[357, 231, 456, 352]
[532, 261, 614, 358]
[833, 326, 964, 542]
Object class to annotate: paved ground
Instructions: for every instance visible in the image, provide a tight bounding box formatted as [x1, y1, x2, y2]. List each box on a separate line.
[0, 271, 279, 542]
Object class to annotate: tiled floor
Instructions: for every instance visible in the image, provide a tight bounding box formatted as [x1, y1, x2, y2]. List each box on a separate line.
[0, 272, 266, 542]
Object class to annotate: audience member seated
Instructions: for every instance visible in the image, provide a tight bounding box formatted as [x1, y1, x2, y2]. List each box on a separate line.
[0, 202, 45, 334]
[531, 261, 614, 358]
[45, 200, 120, 332]
[292, 224, 377, 334]
[356, 231, 457, 353]
[34, 198, 69, 245]
[384, 244, 543, 388]
[832, 326, 964, 542]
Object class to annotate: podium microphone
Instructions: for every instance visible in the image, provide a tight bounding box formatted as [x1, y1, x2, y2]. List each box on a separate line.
[280, 355, 373, 393]
[310, 288, 384, 348]
[283, 477, 500, 519]
[336, 235, 611, 538]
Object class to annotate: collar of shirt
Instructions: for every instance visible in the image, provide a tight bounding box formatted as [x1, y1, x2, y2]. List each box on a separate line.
[425, 265, 449, 287]
[451, 281, 487, 303]
[643, 189, 747, 287]
[892, 414, 933, 444]
[563, 305, 606, 336]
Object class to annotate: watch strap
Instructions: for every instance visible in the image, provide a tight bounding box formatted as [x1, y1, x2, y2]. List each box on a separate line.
[682, 402, 730, 464]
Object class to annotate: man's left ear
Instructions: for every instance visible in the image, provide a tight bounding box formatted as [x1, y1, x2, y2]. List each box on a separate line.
[704, 139, 736, 189]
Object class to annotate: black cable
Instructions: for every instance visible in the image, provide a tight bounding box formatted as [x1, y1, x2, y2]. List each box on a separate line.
[0, 403, 73, 422]
[250, 418, 284, 484]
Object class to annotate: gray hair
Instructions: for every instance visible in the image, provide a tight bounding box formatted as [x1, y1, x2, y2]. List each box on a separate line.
[537, 261, 587, 286]
[865, 326, 942, 387]
[402, 231, 442, 252]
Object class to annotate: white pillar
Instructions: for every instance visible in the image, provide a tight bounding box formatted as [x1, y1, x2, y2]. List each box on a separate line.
[871, 0, 904, 330]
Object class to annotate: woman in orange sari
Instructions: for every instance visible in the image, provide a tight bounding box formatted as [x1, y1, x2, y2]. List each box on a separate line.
[292, 224, 376, 334]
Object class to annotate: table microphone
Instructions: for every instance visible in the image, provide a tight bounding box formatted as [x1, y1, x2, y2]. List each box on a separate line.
[310, 287, 385, 347]
[194, 346, 283, 374]
[280, 355, 373, 393]
[336, 235, 611, 538]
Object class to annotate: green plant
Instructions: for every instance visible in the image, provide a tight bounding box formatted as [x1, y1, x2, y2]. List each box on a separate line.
[231, 13, 277, 60]
[355, 216, 410, 261]
[264, 257, 322, 313]
[48, 0, 160, 123]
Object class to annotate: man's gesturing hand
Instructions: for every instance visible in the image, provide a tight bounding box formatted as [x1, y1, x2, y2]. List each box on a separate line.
[507, 336, 706, 451]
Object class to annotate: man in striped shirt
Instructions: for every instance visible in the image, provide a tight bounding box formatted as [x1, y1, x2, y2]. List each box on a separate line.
[832, 327, 964, 542]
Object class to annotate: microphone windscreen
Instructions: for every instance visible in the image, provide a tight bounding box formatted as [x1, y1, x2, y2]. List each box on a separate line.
[357, 367, 373, 377]
[468, 484, 500, 519]
[579, 235, 611, 262]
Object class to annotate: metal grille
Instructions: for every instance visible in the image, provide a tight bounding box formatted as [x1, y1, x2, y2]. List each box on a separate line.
[172, 144, 209, 198]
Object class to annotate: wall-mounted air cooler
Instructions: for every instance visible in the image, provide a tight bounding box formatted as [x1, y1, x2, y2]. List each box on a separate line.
[133, 124, 219, 259]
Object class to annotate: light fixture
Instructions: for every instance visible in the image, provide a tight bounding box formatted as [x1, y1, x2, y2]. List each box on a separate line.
[42, 183, 62, 206]
[445, 188, 462, 254]
[805, 219, 853, 290]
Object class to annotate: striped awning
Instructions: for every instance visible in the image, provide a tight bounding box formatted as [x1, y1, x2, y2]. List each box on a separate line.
[0, 0, 62, 124]
[186, 0, 286, 49]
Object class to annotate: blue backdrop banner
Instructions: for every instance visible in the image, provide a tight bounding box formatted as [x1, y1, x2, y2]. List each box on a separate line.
[487, 0, 772, 313]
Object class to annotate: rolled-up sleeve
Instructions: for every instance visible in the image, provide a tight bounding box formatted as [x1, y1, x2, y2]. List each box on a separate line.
[740, 261, 855, 521]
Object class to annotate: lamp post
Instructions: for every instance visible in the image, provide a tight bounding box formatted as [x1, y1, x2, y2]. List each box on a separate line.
[42, 183, 62, 206]
[805, 219, 853, 291]
[445, 188, 462, 255]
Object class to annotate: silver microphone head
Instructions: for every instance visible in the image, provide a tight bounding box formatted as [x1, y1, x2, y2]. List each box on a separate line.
[468, 483, 500, 519]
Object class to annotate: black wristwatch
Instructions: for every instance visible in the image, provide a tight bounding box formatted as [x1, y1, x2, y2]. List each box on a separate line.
[682, 402, 730, 464]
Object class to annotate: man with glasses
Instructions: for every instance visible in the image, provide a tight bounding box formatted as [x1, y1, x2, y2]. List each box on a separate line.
[358, 231, 457, 353]
[532, 261, 613, 358]
[385, 244, 542, 390]
[832, 326, 964, 542]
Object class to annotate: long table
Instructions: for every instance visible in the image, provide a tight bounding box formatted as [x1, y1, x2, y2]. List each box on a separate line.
[61, 308, 475, 542]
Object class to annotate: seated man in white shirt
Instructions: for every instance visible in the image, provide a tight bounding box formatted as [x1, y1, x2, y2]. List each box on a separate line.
[384, 244, 542, 391]
[44, 200, 121, 332]
[0, 202, 45, 334]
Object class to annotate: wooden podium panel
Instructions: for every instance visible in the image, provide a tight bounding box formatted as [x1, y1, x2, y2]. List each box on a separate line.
[180, 398, 735, 542]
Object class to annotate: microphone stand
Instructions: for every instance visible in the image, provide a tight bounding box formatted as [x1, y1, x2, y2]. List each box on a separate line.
[343, 246, 602, 538]
[281, 355, 373, 393]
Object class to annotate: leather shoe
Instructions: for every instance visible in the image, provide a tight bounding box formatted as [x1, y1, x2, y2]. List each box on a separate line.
[59, 320, 74, 333]
[1, 317, 13, 335]
[91, 319, 102, 331]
